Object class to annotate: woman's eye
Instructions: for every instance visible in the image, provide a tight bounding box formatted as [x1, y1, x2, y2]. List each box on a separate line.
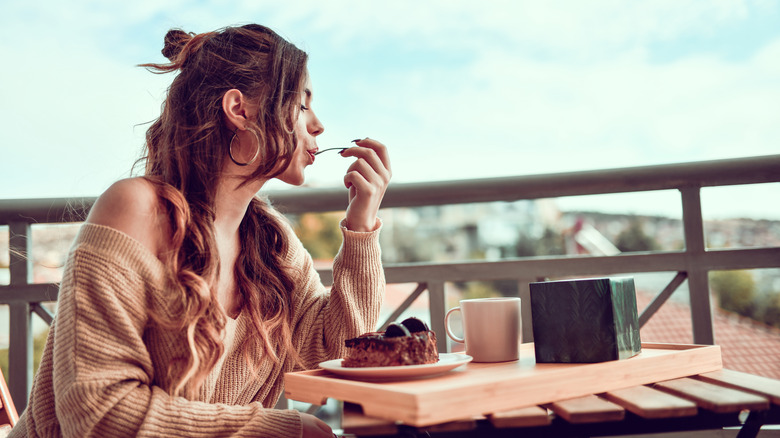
[300, 105, 309, 111]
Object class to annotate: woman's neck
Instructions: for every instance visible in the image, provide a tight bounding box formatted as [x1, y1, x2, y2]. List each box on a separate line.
[212, 175, 266, 319]
[213, 175, 266, 236]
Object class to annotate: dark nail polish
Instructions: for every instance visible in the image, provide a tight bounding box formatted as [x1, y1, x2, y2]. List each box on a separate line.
[351, 138, 361, 143]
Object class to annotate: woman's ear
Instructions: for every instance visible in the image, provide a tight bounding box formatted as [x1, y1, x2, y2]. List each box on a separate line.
[222, 89, 247, 131]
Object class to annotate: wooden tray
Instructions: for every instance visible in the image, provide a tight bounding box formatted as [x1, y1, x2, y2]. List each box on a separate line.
[284, 342, 722, 427]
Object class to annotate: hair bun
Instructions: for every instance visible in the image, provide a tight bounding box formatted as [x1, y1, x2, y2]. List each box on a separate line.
[162, 29, 193, 61]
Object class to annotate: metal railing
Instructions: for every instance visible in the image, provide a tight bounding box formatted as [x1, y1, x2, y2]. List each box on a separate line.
[2, 154, 779, 411]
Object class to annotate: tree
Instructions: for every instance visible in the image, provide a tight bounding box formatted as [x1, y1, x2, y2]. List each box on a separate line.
[0, 328, 49, 381]
[710, 270, 756, 318]
[292, 212, 344, 260]
[461, 282, 502, 300]
[759, 292, 780, 328]
[515, 227, 565, 257]
[615, 218, 659, 252]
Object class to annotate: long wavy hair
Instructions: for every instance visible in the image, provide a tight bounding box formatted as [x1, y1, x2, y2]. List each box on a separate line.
[138, 24, 308, 399]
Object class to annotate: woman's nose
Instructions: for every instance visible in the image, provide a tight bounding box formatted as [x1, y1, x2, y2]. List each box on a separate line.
[309, 113, 324, 137]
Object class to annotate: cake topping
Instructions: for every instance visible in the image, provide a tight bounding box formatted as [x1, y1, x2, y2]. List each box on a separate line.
[400, 317, 429, 333]
[384, 323, 412, 338]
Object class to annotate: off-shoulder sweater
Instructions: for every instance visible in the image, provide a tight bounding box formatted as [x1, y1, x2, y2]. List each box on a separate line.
[10, 214, 384, 438]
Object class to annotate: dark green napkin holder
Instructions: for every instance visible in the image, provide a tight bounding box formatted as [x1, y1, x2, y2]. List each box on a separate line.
[530, 277, 641, 363]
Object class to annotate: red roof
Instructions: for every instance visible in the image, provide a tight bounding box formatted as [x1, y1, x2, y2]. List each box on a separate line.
[636, 290, 780, 379]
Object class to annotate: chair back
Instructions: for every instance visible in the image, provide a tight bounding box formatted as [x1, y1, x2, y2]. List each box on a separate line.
[0, 368, 18, 429]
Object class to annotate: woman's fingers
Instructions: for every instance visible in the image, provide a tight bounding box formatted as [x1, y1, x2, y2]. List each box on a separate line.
[339, 138, 391, 232]
[343, 168, 375, 197]
[300, 413, 333, 438]
[352, 137, 391, 170]
[343, 158, 382, 189]
[341, 138, 392, 177]
[340, 139, 391, 195]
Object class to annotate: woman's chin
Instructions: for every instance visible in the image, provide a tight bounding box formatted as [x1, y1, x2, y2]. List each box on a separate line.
[276, 172, 306, 186]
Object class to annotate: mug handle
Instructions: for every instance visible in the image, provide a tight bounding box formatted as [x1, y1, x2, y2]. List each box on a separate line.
[444, 307, 465, 343]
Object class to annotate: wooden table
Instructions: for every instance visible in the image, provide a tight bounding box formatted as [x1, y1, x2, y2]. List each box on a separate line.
[284, 344, 780, 437]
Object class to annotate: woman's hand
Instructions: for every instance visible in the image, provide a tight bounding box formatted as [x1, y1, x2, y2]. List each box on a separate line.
[341, 138, 392, 232]
[301, 412, 334, 437]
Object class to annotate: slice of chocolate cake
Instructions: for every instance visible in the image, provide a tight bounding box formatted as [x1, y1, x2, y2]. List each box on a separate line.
[343, 317, 439, 367]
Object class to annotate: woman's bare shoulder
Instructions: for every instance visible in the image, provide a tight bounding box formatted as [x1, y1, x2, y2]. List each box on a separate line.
[86, 177, 169, 256]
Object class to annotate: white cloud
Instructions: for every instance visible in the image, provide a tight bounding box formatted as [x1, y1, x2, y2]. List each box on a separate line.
[370, 29, 780, 172]
[241, 0, 773, 58]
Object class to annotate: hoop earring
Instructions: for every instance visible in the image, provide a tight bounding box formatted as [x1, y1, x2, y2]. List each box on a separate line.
[283, 119, 295, 135]
[229, 129, 261, 166]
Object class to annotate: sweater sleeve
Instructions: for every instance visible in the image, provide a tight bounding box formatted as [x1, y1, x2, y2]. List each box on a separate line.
[286, 218, 385, 369]
[49, 224, 303, 438]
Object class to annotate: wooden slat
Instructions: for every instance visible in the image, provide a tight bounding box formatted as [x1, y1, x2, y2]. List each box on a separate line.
[548, 395, 625, 423]
[654, 377, 769, 413]
[489, 406, 551, 428]
[603, 385, 697, 419]
[342, 404, 480, 435]
[418, 415, 482, 433]
[342, 402, 399, 436]
[695, 369, 780, 405]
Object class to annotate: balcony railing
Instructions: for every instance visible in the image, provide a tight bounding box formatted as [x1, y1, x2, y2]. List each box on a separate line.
[2, 154, 779, 412]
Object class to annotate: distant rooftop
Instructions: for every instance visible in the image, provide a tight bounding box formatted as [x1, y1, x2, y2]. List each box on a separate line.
[637, 289, 780, 379]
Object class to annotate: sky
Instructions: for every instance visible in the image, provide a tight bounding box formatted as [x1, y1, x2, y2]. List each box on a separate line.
[1, 0, 779, 219]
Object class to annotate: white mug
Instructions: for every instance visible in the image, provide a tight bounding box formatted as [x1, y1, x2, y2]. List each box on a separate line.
[444, 297, 521, 362]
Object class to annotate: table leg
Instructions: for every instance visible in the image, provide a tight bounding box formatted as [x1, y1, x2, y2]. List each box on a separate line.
[736, 410, 766, 438]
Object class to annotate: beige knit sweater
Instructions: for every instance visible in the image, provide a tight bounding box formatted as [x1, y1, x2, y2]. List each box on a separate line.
[11, 215, 384, 438]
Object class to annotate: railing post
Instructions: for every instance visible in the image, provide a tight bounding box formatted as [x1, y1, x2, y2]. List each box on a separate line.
[8, 303, 32, 412]
[427, 281, 448, 353]
[8, 221, 34, 411]
[680, 186, 715, 345]
[518, 279, 534, 343]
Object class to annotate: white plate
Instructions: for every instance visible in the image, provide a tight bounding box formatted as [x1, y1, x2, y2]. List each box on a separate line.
[318, 353, 473, 380]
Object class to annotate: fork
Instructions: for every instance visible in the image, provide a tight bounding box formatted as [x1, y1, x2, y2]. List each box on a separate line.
[314, 147, 348, 156]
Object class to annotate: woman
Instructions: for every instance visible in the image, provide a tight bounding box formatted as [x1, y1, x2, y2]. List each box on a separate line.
[11, 24, 390, 438]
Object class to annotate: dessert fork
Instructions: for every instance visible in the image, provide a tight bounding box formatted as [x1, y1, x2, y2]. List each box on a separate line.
[314, 147, 348, 156]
